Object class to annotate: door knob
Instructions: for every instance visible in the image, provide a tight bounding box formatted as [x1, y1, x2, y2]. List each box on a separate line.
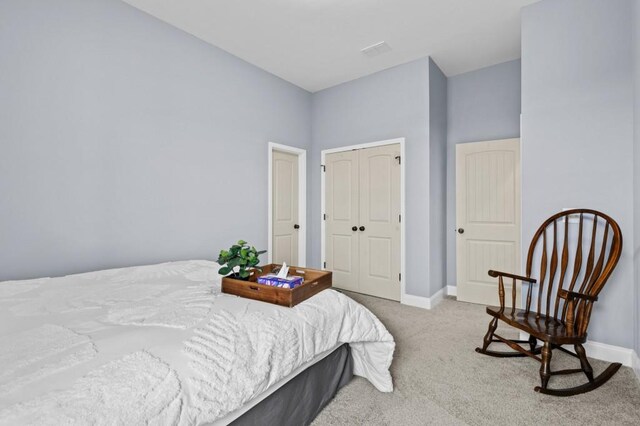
[294, 224, 300, 229]
[352, 226, 358, 231]
[359, 226, 365, 231]
[457, 228, 464, 234]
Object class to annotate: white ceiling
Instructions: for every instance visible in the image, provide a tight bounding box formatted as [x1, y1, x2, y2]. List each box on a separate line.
[122, 0, 537, 92]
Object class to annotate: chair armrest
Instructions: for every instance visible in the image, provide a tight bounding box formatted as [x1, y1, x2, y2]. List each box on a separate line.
[558, 289, 598, 302]
[487, 270, 537, 284]
[488, 270, 536, 312]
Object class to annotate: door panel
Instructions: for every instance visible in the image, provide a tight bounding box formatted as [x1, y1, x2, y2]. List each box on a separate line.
[358, 145, 401, 301]
[331, 235, 355, 273]
[274, 235, 294, 265]
[456, 139, 521, 306]
[325, 151, 359, 291]
[367, 155, 392, 222]
[367, 237, 392, 279]
[272, 151, 298, 265]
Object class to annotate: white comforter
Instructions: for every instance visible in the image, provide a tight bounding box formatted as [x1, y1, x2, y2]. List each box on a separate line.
[0, 260, 394, 425]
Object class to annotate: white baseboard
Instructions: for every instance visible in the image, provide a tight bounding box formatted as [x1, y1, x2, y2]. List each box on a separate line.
[518, 332, 635, 367]
[401, 294, 431, 309]
[446, 285, 457, 297]
[632, 350, 640, 382]
[429, 287, 445, 308]
[402, 287, 445, 310]
[582, 341, 635, 367]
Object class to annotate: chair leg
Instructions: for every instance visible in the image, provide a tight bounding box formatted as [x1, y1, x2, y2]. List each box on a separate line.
[539, 341, 552, 390]
[528, 334, 538, 353]
[476, 318, 539, 357]
[477, 317, 498, 353]
[575, 343, 595, 383]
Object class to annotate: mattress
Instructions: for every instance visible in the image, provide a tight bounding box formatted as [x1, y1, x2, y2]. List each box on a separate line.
[0, 260, 395, 425]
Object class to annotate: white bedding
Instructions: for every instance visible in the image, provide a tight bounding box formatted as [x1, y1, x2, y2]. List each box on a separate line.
[0, 260, 395, 425]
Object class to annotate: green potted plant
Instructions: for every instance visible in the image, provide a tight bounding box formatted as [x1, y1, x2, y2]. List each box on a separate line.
[217, 240, 266, 280]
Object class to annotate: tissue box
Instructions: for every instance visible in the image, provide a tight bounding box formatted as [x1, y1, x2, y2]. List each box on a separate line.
[257, 274, 304, 289]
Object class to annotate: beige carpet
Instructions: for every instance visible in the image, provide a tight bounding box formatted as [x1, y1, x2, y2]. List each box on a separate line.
[313, 292, 640, 426]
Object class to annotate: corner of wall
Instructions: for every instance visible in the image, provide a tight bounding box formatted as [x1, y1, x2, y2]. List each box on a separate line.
[427, 57, 448, 297]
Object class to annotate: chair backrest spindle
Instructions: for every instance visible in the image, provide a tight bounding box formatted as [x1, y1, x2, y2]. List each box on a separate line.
[579, 217, 598, 294]
[554, 217, 570, 319]
[546, 220, 558, 319]
[536, 229, 547, 319]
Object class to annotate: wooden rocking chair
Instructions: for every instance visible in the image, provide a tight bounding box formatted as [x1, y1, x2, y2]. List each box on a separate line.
[475, 209, 623, 396]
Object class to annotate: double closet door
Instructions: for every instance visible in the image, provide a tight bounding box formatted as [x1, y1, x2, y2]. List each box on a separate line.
[325, 144, 401, 301]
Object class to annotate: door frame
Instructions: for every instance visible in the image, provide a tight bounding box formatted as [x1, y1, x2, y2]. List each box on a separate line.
[268, 142, 307, 266]
[320, 137, 406, 299]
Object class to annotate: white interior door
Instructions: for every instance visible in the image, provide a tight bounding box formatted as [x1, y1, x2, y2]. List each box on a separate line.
[456, 138, 521, 307]
[325, 144, 401, 301]
[358, 144, 401, 301]
[272, 150, 299, 266]
[325, 150, 359, 291]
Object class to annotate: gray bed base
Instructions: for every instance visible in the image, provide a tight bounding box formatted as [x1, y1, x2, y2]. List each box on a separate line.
[231, 344, 353, 426]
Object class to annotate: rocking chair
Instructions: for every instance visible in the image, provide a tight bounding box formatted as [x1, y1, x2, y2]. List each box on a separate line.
[475, 209, 623, 396]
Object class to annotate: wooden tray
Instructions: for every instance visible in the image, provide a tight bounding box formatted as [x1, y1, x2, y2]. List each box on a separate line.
[221, 264, 332, 307]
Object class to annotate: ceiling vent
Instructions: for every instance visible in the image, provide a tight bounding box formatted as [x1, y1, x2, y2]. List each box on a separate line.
[361, 41, 392, 58]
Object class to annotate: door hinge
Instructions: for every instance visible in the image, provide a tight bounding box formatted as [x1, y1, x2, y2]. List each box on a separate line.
[323, 213, 327, 220]
[321, 165, 326, 172]
[323, 261, 327, 269]
[399, 214, 402, 223]
[399, 273, 402, 281]
[395, 155, 401, 165]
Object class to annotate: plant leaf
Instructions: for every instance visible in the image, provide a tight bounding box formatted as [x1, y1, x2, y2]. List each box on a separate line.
[218, 266, 231, 275]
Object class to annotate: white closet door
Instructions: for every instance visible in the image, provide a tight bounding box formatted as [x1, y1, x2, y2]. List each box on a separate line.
[358, 144, 401, 301]
[325, 150, 359, 291]
[272, 150, 299, 266]
[456, 138, 521, 306]
[325, 144, 401, 301]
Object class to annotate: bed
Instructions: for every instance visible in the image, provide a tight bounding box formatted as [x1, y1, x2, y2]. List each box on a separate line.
[0, 260, 395, 425]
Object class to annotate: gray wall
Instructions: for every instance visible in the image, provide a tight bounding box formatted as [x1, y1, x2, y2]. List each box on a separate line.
[522, 0, 635, 348]
[0, 0, 311, 281]
[634, 0, 640, 360]
[310, 58, 433, 297]
[428, 59, 448, 294]
[446, 60, 522, 287]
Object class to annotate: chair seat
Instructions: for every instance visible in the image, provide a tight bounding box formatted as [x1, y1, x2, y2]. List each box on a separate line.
[486, 306, 586, 345]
